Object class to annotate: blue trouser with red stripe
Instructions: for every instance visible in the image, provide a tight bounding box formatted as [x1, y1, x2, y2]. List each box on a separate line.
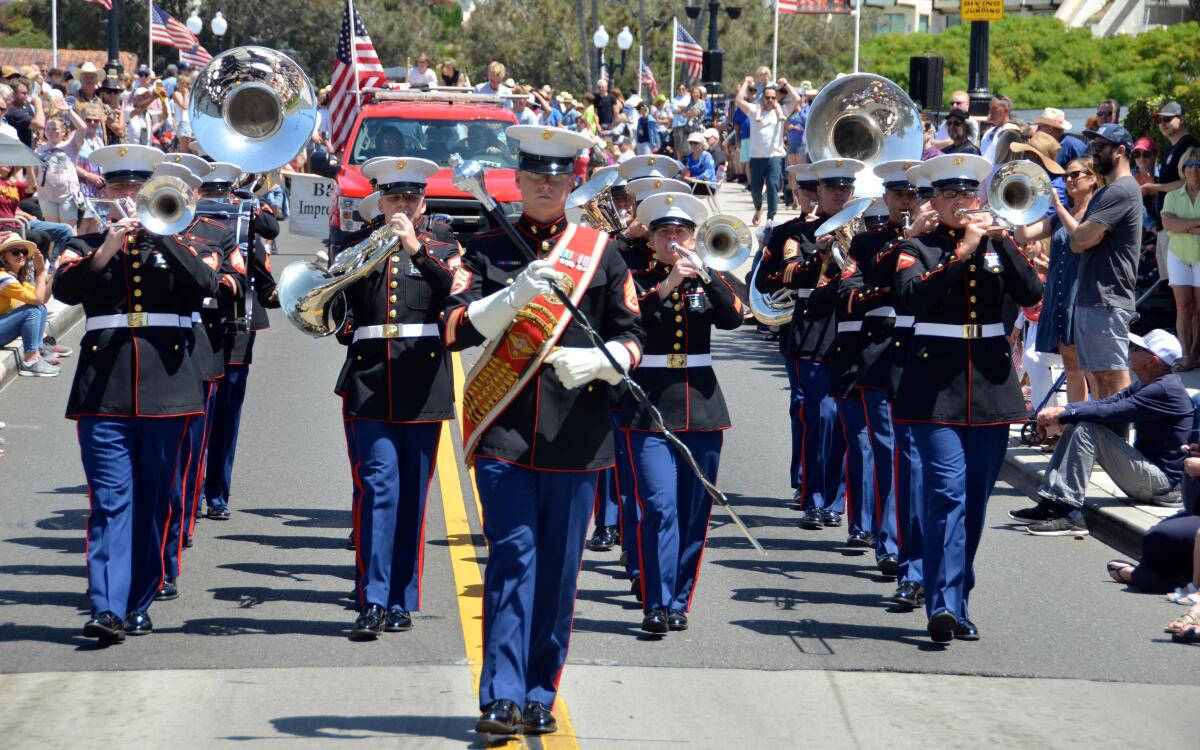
[862, 388, 899, 561]
[346, 419, 441, 612]
[475, 458, 597, 710]
[627, 430, 722, 613]
[836, 394, 874, 536]
[79, 416, 188, 617]
[910, 423, 1008, 621]
[204, 362, 250, 511]
[798, 360, 845, 513]
[783, 356, 805, 490]
[162, 379, 219, 580]
[895, 421, 924, 585]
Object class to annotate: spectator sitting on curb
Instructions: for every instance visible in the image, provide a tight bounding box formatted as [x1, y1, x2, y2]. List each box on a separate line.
[0, 232, 70, 377]
[1012, 329, 1194, 537]
[1108, 452, 1200, 607]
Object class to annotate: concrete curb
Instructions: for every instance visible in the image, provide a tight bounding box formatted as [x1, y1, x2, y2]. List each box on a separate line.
[1001, 434, 1177, 560]
[0, 299, 84, 390]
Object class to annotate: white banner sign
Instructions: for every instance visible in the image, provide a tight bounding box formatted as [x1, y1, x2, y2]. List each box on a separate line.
[287, 173, 336, 238]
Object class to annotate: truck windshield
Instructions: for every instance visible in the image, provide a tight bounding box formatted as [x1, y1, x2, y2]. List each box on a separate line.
[349, 118, 519, 169]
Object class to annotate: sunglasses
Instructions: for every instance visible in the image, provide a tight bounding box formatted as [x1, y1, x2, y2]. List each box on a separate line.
[1064, 170, 1093, 180]
[1132, 150, 1152, 158]
[1097, 110, 1114, 117]
[1088, 140, 1114, 153]
[946, 119, 964, 126]
[762, 96, 777, 102]
[6, 248, 28, 256]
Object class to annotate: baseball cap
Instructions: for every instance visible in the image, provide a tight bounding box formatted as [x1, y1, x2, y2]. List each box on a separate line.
[1081, 123, 1133, 152]
[687, 132, 705, 144]
[1154, 101, 1184, 119]
[136, 64, 151, 76]
[1127, 329, 1182, 366]
[945, 107, 969, 122]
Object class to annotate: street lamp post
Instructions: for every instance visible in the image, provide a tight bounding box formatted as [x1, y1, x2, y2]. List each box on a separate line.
[615, 26, 633, 89]
[211, 12, 228, 53]
[106, 0, 122, 74]
[967, 21, 992, 117]
[592, 25, 609, 87]
[685, 1, 740, 95]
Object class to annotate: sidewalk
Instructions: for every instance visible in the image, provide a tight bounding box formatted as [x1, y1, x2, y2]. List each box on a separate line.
[0, 298, 83, 389]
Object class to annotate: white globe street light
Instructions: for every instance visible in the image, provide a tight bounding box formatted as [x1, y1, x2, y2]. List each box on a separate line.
[592, 25, 609, 50]
[186, 11, 203, 36]
[210, 11, 227, 37]
[617, 26, 633, 51]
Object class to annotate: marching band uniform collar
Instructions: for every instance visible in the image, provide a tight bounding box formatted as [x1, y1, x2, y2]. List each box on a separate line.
[517, 213, 566, 243]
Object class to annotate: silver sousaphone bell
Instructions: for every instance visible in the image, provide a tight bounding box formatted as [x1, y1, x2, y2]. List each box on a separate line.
[190, 46, 318, 173]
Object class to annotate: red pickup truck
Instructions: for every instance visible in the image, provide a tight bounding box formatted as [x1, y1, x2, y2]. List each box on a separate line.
[330, 91, 523, 245]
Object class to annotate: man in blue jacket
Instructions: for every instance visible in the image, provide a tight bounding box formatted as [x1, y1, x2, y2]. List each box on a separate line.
[1014, 329, 1195, 535]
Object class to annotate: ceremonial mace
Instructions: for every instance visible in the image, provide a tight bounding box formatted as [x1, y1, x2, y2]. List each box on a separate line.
[451, 154, 765, 554]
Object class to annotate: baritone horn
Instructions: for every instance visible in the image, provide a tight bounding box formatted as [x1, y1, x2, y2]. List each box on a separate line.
[955, 161, 1052, 227]
[190, 46, 317, 174]
[136, 175, 197, 236]
[565, 169, 626, 232]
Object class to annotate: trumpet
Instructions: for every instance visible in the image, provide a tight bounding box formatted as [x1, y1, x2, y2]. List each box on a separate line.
[669, 242, 712, 284]
[79, 194, 134, 232]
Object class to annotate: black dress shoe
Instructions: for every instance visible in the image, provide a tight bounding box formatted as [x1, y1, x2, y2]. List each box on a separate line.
[475, 699, 522, 735]
[927, 610, 958, 643]
[587, 525, 618, 552]
[83, 611, 126, 643]
[890, 581, 924, 609]
[183, 535, 193, 548]
[345, 530, 356, 550]
[384, 609, 413, 632]
[876, 554, 899, 577]
[641, 608, 669, 634]
[630, 578, 642, 603]
[155, 580, 179, 601]
[799, 507, 824, 529]
[352, 604, 385, 639]
[522, 701, 557, 735]
[819, 509, 842, 527]
[667, 610, 689, 631]
[953, 618, 980, 641]
[124, 610, 153, 635]
[207, 505, 230, 520]
[846, 530, 874, 548]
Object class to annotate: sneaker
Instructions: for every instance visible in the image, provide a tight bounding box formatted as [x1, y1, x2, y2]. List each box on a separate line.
[1008, 502, 1058, 524]
[41, 343, 73, 358]
[40, 353, 61, 367]
[1151, 489, 1183, 508]
[18, 358, 59, 377]
[1027, 514, 1089, 537]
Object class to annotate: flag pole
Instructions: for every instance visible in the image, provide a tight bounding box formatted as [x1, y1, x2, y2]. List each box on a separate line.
[853, 0, 862, 73]
[347, 0, 362, 98]
[669, 18, 676, 96]
[772, 0, 779, 81]
[148, 1, 154, 73]
[637, 45, 643, 100]
[51, 0, 58, 68]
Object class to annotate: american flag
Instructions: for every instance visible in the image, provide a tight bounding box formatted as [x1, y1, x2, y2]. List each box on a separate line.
[85, 0, 112, 10]
[782, 0, 852, 12]
[180, 44, 213, 69]
[640, 62, 658, 98]
[778, 0, 799, 12]
[674, 20, 703, 80]
[150, 5, 199, 50]
[329, 0, 386, 154]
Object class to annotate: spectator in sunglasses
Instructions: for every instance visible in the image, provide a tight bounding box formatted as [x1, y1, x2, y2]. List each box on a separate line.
[1095, 99, 1120, 126]
[1161, 146, 1200, 370]
[1131, 136, 1159, 232]
[0, 232, 67, 377]
[940, 107, 980, 156]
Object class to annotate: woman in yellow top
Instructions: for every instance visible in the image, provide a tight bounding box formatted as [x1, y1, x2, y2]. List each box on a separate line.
[0, 232, 66, 377]
[1162, 146, 1200, 370]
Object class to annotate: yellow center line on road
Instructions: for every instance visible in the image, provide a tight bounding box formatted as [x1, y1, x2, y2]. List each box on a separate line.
[437, 352, 582, 749]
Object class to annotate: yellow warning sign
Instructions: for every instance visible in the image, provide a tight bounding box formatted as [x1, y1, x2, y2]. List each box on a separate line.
[960, 0, 1003, 21]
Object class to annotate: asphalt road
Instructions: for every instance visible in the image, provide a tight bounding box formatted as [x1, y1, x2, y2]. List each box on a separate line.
[0, 213, 1196, 748]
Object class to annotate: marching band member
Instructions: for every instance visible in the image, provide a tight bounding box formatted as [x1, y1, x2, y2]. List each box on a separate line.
[333, 157, 459, 638]
[54, 145, 220, 642]
[891, 154, 1042, 643]
[787, 163, 819, 220]
[203, 166, 281, 521]
[151, 159, 237, 600]
[756, 158, 857, 530]
[443, 126, 644, 736]
[624, 192, 743, 634]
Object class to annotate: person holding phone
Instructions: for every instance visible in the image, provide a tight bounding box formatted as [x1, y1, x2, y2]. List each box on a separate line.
[0, 231, 64, 377]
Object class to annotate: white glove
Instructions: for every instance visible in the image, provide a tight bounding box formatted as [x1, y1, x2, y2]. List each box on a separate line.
[545, 342, 632, 389]
[466, 259, 563, 339]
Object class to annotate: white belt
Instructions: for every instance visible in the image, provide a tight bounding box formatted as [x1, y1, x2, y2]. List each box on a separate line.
[180, 313, 202, 326]
[640, 353, 713, 368]
[864, 306, 895, 318]
[914, 322, 1005, 339]
[893, 315, 915, 328]
[837, 321, 862, 333]
[794, 288, 813, 299]
[352, 323, 440, 342]
[86, 313, 186, 332]
[202, 297, 217, 309]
